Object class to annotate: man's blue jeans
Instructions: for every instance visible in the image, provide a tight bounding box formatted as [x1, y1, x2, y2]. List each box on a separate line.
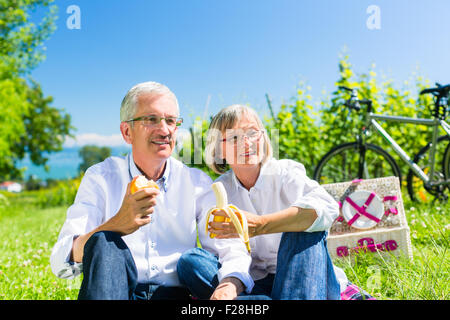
[177, 231, 341, 300]
[77, 231, 191, 300]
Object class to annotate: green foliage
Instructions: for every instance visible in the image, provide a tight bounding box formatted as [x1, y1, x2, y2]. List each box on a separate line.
[0, 0, 74, 179]
[25, 174, 43, 190]
[265, 84, 322, 178]
[0, 192, 9, 208]
[0, 0, 57, 75]
[78, 145, 112, 173]
[35, 177, 81, 208]
[175, 116, 219, 180]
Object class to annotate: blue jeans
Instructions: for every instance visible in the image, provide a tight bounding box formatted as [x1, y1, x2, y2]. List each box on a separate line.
[177, 231, 341, 300]
[77, 231, 191, 300]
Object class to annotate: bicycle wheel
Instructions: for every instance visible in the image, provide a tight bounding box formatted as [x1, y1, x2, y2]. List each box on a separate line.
[407, 136, 450, 202]
[313, 142, 402, 185]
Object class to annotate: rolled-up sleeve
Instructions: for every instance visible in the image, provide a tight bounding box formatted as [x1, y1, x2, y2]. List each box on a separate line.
[281, 160, 339, 232]
[50, 169, 106, 279]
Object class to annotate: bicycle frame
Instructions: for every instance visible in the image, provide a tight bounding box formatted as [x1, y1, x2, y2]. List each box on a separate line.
[366, 113, 450, 187]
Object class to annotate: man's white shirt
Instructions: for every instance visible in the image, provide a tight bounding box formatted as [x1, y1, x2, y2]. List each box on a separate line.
[50, 154, 254, 292]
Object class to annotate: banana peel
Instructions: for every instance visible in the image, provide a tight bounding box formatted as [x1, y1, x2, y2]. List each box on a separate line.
[205, 182, 251, 253]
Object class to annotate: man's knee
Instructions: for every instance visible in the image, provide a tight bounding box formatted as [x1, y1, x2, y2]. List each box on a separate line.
[83, 231, 129, 264]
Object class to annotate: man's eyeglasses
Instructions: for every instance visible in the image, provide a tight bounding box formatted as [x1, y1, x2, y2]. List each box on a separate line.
[221, 129, 263, 145]
[127, 115, 183, 128]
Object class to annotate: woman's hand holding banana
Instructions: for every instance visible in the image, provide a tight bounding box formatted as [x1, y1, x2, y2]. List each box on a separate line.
[205, 182, 254, 253]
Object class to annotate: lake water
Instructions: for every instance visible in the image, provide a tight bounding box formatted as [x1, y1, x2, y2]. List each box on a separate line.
[17, 146, 131, 180]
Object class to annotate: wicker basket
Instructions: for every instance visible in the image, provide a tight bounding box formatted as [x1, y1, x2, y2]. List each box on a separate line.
[322, 176, 413, 262]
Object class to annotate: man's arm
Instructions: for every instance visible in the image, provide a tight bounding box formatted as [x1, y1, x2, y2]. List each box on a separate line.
[70, 182, 159, 263]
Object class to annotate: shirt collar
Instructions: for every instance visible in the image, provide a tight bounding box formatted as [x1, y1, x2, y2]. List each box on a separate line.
[128, 153, 170, 192]
[230, 162, 267, 193]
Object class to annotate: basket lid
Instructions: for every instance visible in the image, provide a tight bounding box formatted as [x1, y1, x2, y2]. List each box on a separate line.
[342, 190, 384, 229]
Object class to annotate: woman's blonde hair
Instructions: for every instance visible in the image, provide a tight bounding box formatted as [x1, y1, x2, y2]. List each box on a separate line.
[205, 104, 272, 174]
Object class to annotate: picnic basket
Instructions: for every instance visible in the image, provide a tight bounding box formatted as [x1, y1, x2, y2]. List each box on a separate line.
[322, 176, 413, 262]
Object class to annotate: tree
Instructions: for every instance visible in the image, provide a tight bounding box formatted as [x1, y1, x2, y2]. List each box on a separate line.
[78, 145, 112, 173]
[0, 0, 57, 75]
[0, 0, 74, 179]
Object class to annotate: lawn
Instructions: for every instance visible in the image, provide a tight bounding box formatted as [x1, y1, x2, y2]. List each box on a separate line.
[0, 190, 448, 300]
[0, 192, 81, 300]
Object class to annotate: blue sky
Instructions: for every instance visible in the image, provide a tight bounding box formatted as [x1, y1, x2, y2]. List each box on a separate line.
[30, 0, 450, 146]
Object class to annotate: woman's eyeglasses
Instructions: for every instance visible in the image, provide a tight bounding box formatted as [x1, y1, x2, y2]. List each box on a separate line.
[221, 129, 263, 145]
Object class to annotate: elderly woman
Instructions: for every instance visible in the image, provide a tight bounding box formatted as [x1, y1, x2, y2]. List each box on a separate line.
[177, 104, 353, 300]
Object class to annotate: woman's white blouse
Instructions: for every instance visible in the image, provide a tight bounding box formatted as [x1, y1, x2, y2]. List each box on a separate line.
[215, 158, 340, 281]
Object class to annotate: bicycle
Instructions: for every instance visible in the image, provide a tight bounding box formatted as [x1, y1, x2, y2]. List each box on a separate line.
[313, 83, 450, 202]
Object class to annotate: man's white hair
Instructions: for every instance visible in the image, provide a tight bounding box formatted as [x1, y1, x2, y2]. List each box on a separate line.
[120, 81, 179, 122]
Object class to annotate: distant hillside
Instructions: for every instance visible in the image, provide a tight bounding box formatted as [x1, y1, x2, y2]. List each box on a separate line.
[17, 146, 131, 180]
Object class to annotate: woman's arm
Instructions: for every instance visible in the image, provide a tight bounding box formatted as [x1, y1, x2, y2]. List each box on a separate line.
[210, 206, 317, 238]
[254, 206, 318, 235]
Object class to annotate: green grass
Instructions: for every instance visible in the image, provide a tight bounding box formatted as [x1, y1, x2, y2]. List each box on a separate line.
[334, 201, 449, 299]
[0, 193, 81, 300]
[0, 191, 448, 300]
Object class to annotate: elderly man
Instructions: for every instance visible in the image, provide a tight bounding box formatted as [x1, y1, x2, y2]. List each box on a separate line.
[50, 82, 253, 300]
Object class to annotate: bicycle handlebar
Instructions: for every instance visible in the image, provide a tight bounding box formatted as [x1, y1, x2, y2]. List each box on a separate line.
[339, 85, 372, 112]
[338, 86, 354, 92]
[344, 101, 360, 111]
[420, 83, 450, 96]
[339, 83, 448, 119]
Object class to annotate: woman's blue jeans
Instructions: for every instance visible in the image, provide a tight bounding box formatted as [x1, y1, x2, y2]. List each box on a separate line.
[177, 231, 341, 300]
[77, 231, 191, 300]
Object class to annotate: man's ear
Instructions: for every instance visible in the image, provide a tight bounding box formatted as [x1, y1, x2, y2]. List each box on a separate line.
[120, 122, 133, 144]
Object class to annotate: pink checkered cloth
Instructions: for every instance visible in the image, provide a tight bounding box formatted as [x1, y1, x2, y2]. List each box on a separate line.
[341, 283, 376, 300]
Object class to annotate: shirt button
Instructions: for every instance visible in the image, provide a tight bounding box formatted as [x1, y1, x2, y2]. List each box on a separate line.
[151, 265, 157, 271]
[150, 242, 156, 248]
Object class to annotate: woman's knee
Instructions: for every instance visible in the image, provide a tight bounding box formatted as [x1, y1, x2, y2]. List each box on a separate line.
[177, 248, 213, 276]
[278, 231, 327, 255]
[274, 231, 338, 299]
[177, 248, 220, 299]
[177, 248, 220, 285]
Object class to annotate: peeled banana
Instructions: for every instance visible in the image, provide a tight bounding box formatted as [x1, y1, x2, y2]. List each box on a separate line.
[205, 182, 251, 253]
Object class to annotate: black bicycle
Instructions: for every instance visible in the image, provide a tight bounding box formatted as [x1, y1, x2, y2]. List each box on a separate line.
[313, 83, 450, 202]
